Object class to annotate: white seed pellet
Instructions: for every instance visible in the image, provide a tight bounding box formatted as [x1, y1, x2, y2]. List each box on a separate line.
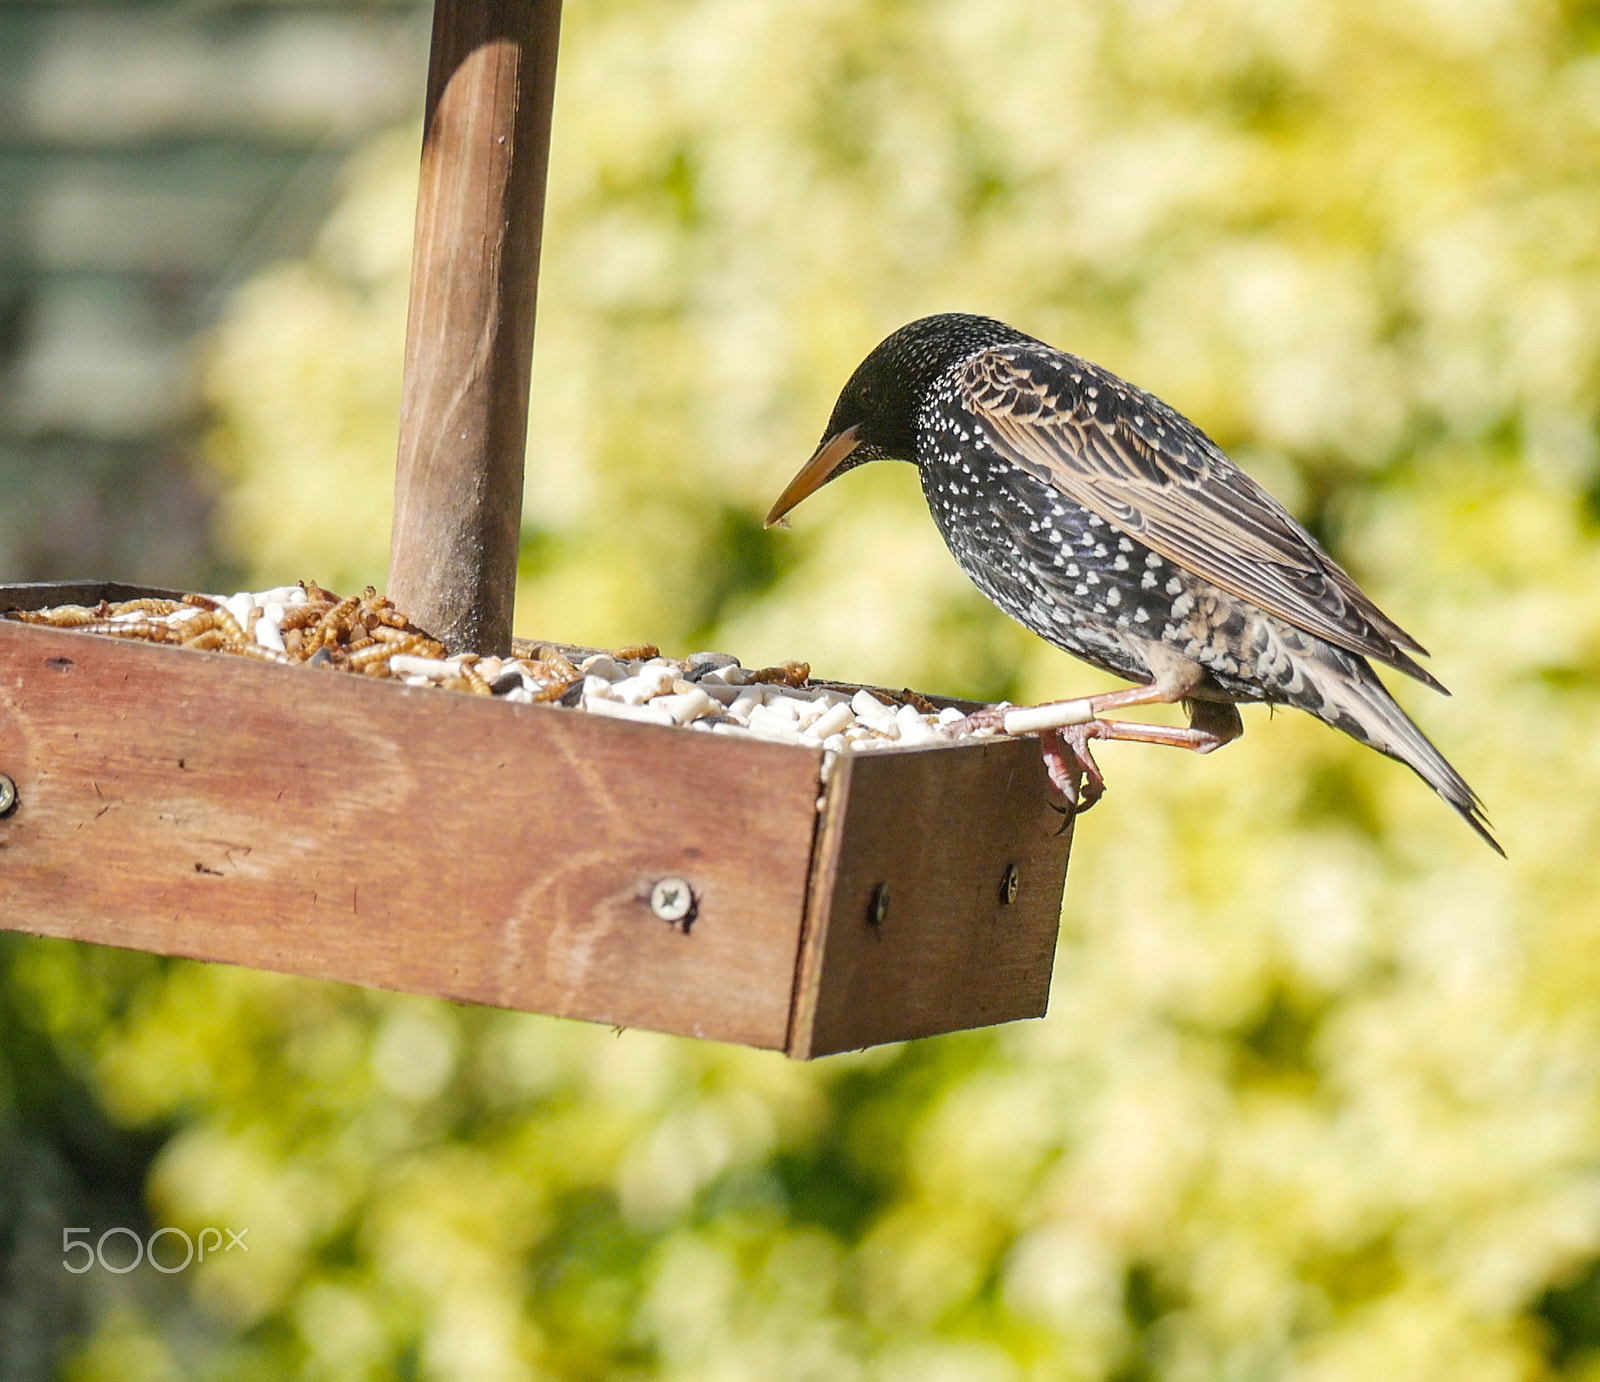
[391, 654, 456, 679]
[743, 717, 806, 745]
[1003, 699, 1094, 734]
[580, 654, 621, 679]
[611, 675, 647, 704]
[637, 664, 677, 698]
[851, 690, 900, 733]
[224, 592, 256, 628]
[937, 706, 965, 725]
[747, 703, 800, 736]
[697, 681, 741, 706]
[897, 717, 942, 747]
[255, 607, 286, 652]
[807, 702, 855, 740]
[651, 688, 716, 725]
[580, 674, 615, 700]
[256, 586, 305, 606]
[585, 698, 675, 727]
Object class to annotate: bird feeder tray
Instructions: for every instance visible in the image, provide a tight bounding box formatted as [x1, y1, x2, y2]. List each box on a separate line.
[0, 581, 1073, 1057]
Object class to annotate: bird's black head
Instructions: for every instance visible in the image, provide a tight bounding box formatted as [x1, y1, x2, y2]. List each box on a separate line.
[765, 313, 1030, 528]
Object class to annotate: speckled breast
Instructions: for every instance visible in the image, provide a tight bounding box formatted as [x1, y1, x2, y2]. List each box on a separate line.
[913, 409, 1299, 704]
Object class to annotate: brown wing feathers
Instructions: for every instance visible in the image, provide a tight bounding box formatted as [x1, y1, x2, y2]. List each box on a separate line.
[961, 348, 1445, 692]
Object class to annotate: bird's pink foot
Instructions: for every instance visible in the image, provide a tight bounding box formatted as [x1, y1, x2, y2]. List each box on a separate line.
[1042, 723, 1108, 813]
[947, 704, 1106, 815]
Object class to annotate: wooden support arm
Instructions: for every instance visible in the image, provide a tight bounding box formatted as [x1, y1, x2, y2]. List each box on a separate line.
[388, 0, 563, 656]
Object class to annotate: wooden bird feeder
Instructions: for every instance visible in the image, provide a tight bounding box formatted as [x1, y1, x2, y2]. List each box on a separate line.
[0, 1, 1073, 1057]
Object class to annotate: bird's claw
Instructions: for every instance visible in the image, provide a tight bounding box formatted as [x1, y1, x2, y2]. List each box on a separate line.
[1042, 723, 1107, 816]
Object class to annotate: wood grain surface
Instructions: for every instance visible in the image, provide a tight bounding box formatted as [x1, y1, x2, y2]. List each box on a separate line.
[0, 618, 822, 1049]
[388, 0, 564, 655]
[789, 736, 1072, 1058]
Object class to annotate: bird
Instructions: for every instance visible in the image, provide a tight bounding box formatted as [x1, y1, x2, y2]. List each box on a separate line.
[764, 312, 1499, 854]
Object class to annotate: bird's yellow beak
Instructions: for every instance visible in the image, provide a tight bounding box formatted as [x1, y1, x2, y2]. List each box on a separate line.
[764, 425, 863, 529]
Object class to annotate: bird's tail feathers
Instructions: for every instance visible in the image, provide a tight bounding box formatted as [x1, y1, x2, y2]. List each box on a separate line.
[1302, 654, 1502, 856]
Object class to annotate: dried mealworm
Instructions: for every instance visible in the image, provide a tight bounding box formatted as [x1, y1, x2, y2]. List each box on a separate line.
[536, 647, 580, 682]
[228, 642, 295, 666]
[80, 618, 176, 641]
[454, 658, 493, 695]
[280, 602, 333, 633]
[375, 631, 441, 665]
[10, 605, 100, 627]
[308, 596, 359, 651]
[613, 643, 660, 661]
[527, 675, 581, 703]
[107, 598, 182, 618]
[210, 603, 246, 645]
[751, 660, 811, 688]
[175, 611, 220, 640]
[346, 639, 401, 670]
[357, 635, 420, 666]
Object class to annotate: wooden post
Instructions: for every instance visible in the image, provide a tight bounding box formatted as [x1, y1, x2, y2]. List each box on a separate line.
[388, 0, 563, 655]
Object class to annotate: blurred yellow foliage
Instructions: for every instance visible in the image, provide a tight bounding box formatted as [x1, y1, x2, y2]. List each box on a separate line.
[51, 0, 1600, 1378]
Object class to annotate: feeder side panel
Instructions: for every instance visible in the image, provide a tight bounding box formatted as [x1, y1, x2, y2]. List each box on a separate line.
[0, 618, 819, 1049]
[791, 737, 1071, 1059]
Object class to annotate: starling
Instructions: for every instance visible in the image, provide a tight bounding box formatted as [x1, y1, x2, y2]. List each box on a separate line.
[765, 313, 1499, 854]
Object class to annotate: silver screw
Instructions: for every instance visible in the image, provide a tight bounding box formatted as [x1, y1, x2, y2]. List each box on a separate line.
[0, 773, 15, 819]
[1000, 863, 1020, 906]
[869, 882, 890, 927]
[650, 877, 694, 925]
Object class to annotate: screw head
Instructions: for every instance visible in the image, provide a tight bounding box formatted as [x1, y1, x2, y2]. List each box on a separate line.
[0, 773, 15, 819]
[649, 877, 695, 925]
[1000, 863, 1020, 906]
[869, 882, 890, 927]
